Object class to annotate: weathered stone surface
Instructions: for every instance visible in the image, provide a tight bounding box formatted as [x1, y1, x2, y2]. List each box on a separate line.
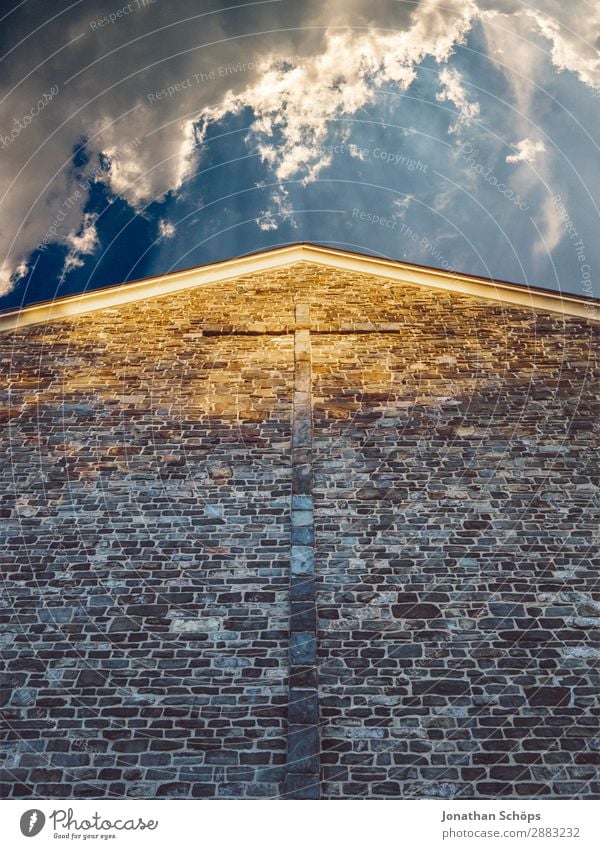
[207, 461, 233, 480]
[10, 688, 37, 706]
[525, 687, 571, 707]
[76, 670, 107, 688]
[290, 601, 316, 631]
[284, 772, 320, 799]
[392, 603, 442, 619]
[290, 631, 317, 665]
[289, 690, 320, 725]
[288, 725, 319, 773]
[0, 272, 294, 800]
[291, 546, 314, 576]
[169, 618, 222, 633]
[307, 266, 597, 800]
[0, 262, 597, 801]
[286, 311, 320, 797]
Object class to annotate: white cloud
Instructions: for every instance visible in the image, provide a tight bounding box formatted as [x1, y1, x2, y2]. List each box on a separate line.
[436, 66, 480, 132]
[392, 195, 413, 220]
[98, 118, 198, 209]
[523, 7, 600, 90]
[256, 211, 278, 231]
[0, 0, 598, 296]
[158, 219, 176, 239]
[480, 5, 586, 255]
[506, 137, 547, 164]
[535, 193, 565, 257]
[482, 4, 600, 104]
[59, 214, 99, 283]
[348, 143, 369, 161]
[196, 2, 477, 189]
[0, 258, 28, 297]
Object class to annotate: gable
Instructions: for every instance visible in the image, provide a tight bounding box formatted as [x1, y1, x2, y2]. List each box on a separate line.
[0, 244, 597, 333]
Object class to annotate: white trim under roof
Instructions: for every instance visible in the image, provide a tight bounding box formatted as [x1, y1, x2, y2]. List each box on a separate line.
[0, 243, 597, 332]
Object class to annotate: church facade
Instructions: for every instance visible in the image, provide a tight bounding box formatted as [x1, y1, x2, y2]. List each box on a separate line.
[1, 244, 598, 800]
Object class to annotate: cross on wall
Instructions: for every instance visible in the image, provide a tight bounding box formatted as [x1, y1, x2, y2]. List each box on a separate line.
[202, 304, 405, 799]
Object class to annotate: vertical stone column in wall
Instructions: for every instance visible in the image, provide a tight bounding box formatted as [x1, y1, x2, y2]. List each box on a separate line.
[285, 303, 320, 799]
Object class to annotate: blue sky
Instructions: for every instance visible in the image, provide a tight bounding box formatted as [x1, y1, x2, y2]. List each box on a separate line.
[0, 0, 599, 309]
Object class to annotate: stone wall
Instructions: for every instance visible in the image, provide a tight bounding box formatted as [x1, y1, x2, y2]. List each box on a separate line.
[0, 263, 598, 799]
[0, 278, 296, 800]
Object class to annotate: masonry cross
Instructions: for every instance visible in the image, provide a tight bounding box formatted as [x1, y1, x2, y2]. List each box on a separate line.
[201, 305, 404, 799]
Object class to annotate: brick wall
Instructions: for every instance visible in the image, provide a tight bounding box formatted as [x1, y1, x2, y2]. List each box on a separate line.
[0, 263, 598, 799]
[0, 277, 296, 800]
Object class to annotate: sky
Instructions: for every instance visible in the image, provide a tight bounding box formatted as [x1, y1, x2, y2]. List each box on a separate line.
[0, 0, 599, 310]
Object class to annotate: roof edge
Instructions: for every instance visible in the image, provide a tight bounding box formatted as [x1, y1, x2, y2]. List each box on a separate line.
[0, 243, 598, 332]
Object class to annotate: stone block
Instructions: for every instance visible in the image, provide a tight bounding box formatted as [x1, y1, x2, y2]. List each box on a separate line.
[289, 690, 319, 725]
[392, 603, 442, 619]
[288, 725, 319, 773]
[291, 546, 314, 576]
[291, 526, 313, 546]
[291, 509, 313, 527]
[413, 679, 470, 696]
[108, 617, 142, 633]
[525, 687, 571, 707]
[292, 464, 312, 495]
[169, 617, 222, 632]
[290, 601, 316, 631]
[284, 772, 320, 799]
[290, 577, 315, 602]
[76, 670, 107, 688]
[290, 631, 317, 665]
[289, 666, 318, 689]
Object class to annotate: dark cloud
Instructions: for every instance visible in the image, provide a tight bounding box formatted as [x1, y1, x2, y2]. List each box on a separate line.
[0, 0, 598, 300]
